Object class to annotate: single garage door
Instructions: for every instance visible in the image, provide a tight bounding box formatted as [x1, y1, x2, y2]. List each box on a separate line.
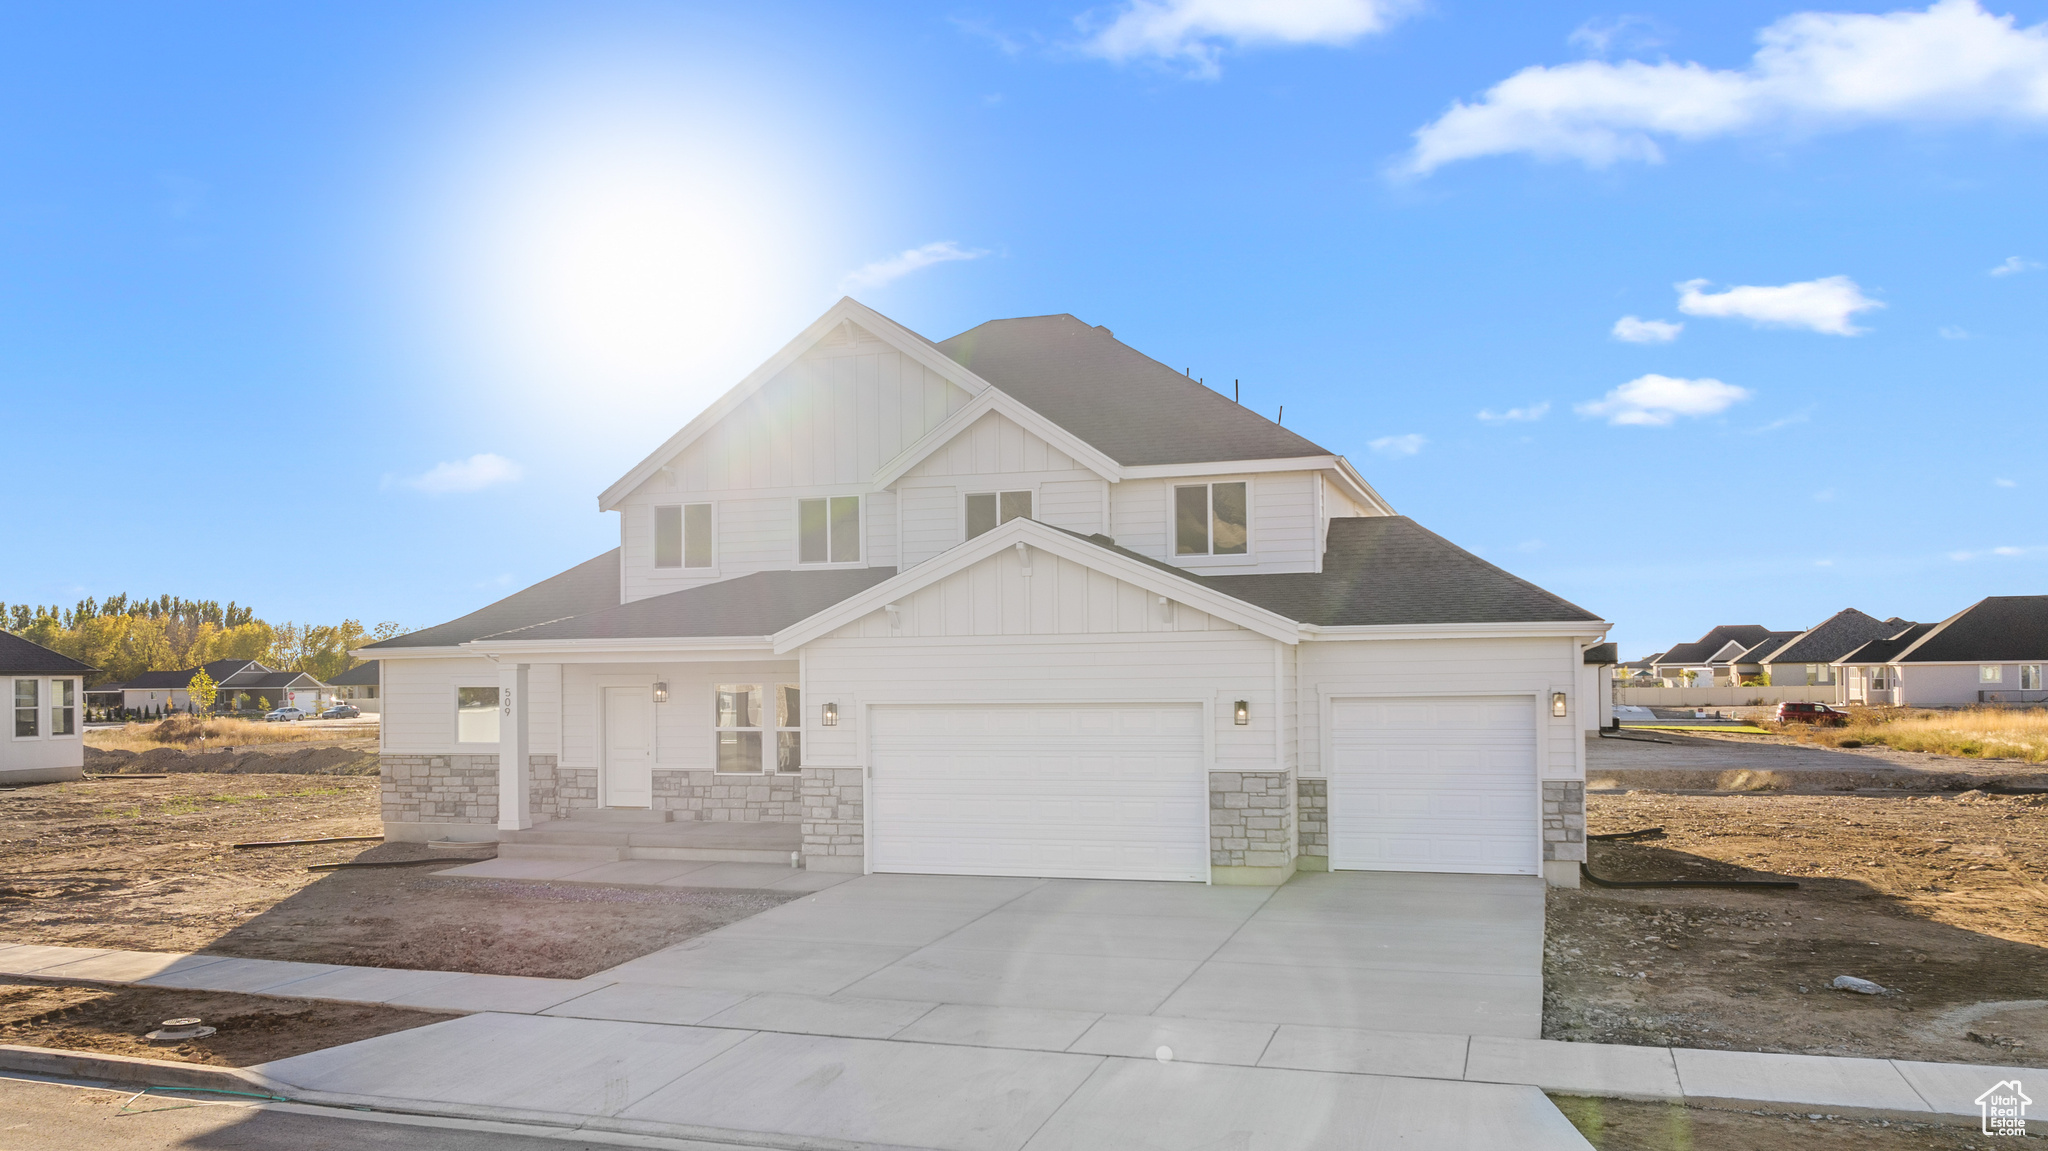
[869, 703, 1209, 882]
[1328, 695, 1538, 875]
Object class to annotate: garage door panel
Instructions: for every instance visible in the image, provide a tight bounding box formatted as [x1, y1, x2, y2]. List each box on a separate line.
[1330, 695, 1538, 877]
[871, 703, 1209, 882]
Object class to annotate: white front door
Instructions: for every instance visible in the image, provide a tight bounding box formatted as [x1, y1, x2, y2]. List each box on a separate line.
[869, 703, 1209, 882]
[1328, 695, 1538, 876]
[602, 686, 654, 808]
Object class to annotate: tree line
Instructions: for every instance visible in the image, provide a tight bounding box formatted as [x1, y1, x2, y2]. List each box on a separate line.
[1, 596, 406, 686]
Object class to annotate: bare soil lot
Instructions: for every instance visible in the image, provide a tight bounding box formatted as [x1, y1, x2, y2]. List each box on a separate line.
[1553, 1096, 2007, 1150]
[0, 774, 791, 979]
[1548, 789, 2048, 1065]
[0, 978, 453, 1066]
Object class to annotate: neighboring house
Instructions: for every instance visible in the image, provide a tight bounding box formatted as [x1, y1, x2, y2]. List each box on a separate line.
[1726, 631, 1799, 684]
[1834, 596, 2048, 706]
[103, 659, 332, 715]
[1651, 625, 1775, 686]
[1754, 608, 1911, 688]
[329, 661, 382, 713]
[361, 299, 1611, 888]
[1615, 653, 1663, 685]
[3, 631, 95, 784]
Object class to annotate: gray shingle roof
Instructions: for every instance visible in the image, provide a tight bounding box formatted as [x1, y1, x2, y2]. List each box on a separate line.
[487, 568, 899, 642]
[1733, 632, 1801, 662]
[365, 550, 622, 649]
[328, 661, 380, 685]
[1764, 608, 1909, 665]
[115, 659, 265, 689]
[0, 631, 98, 675]
[1655, 625, 1776, 666]
[1895, 596, 2048, 663]
[1836, 621, 1935, 665]
[937, 314, 1333, 467]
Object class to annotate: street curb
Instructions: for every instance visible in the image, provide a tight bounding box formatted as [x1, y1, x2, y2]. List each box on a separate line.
[0, 1042, 293, 1096]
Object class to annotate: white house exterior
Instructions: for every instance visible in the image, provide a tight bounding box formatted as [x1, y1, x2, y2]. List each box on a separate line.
[3, 632, 95, 784]
[362, 300, 1610, 887]
[1837, 596, 2048, 707]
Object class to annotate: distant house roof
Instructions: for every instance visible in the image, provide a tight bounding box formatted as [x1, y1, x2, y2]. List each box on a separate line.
[937, 315, 1333, 467]
[1732, 632, 1801, 664]
[1764, 608, 1911, 665]
[1655, 625, 1776, 667]
[0, 631, 97, 676]
[117, 658, 266, 690]
[1836, 621, 1937, 666]
[489, 568, 899, 642]
[328, 661, 380, 686]
[222, 672, 325, 692]
[1890, 596, 2048, 663]
[363, 550, 623, 649]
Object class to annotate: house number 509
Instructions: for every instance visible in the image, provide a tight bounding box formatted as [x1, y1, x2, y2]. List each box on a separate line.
[502, 690, 513, 717]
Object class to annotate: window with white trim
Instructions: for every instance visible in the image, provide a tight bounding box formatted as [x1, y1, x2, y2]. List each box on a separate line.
[1174, 481, 1247, 556]
[655, 503, 713, 569]
[965, 490, 1032, 539]
[456, 686, 500, 743]
[13, 679, 36, 738]
[714, 683, 802, 773]
[1981, 664, 2004, 684]
[797, 497, 860, 564]
[2022, 665, 2042, 691]
[50, 680, 75, 736]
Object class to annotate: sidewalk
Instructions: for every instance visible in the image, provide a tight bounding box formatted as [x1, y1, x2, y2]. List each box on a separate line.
[0, 938, 2033, 1124]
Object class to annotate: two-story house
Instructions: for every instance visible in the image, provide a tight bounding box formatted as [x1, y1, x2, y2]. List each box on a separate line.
[362, 299, 1610, 887]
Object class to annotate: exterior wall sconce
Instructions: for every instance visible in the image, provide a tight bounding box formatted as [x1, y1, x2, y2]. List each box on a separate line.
[1551, 691, 1568, 719]
[652, 682, 669, 704]
[1234, 700, 1250, 726]
[821, 702, 839, 727]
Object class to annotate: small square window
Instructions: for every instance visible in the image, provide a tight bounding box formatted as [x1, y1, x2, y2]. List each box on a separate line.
[1174, 482, 1248, 556]
[966, 490, 1032, 540]
[715, 683, 801, 773]
[1981, 664, 2004, 684]
[656, 504, 714, 569]
[457, 686, 500, 743]
[798, 497, 860, 563]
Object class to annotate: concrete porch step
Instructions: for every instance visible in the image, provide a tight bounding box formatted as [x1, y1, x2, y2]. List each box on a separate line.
[496, 818, 802, 866]
[563, 807, 674, 824]
[496, 843, 630, 862]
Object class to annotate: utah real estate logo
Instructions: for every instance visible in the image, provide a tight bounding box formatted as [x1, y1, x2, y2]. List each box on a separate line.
[1976, 1079, 2031, 1137]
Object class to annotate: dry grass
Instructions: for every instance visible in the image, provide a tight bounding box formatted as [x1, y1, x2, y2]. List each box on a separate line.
[84, 714, 348, 753]
[1790, 706, 2048, 763]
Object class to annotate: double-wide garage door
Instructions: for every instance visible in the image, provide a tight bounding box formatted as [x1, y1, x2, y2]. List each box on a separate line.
[869, 703, 1209, 882]
[1329, 695, 1538, 876]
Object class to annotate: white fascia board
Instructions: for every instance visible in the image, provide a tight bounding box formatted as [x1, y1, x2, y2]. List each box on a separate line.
[1299, 620, 1612, 642]
[350, 646, 477, 660]
[461, 637, 774, 659]
[871, 387, 1122, 489]
[598, 297, 994, 512]
[1332, 456, 1397, 516]
[772, 517, 1301, 652]
[1115, 455, 1392, 516]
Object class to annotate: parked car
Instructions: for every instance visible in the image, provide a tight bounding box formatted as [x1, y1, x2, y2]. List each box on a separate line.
[319, 704, 360, 719]
[264, 706, 306, 722]
[1773, 702, 1849, 727]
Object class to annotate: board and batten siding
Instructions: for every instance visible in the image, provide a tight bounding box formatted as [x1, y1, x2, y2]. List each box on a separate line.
[380, 657, 560, 756]
[1296, 637, 1587, 781]
[801, 545, 1287, 774]
[1109, 471, 1325, 575]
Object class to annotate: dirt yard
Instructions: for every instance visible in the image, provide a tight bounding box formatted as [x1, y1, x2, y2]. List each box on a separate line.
[82, 716, 382, 776]
[1552, 1096, 2011, 1150]
[0, 774, 791, 978]
[0, 978, 454, 1066]
[1546, 788, 2048, 1066]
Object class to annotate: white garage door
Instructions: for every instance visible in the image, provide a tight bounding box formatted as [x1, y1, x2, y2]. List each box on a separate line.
[869, 703, 1209, 882]
[1328, 695, 1538, 875]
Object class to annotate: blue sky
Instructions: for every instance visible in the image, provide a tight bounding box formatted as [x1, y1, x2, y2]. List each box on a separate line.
[3, 0, 2043, 656]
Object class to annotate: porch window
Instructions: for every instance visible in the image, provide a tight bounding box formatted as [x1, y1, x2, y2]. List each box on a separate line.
[775, 684, 801, 772]
[1173, 482, 1248, 556]
[2023, 665, 2043, 691]
[1870, 668, 1888, 690]
[51, 680, 75, 736]
[715, 684, 802, 773]
[965, 491, 1032, 539]
[654, 504, 714, 569]
[13, 679, 36, 738]
[798, 496, 860, 564]
[1981, 665, 2004, 684]
[456, 686, 500, 744]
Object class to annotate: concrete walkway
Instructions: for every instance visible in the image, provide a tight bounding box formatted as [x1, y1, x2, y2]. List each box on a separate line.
[2, 871, 2037, 1147]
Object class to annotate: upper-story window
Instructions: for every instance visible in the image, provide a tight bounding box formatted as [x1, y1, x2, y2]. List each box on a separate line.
[798, 496, 860, 564]
[1174, 481, 1248, 556]
[655, 504, 713, 569]
[966, 490, 1032, 540]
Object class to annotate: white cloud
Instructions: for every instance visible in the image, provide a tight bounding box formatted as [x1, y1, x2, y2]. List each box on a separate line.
[1576, 374, 1751, 426]
[1995, 477, 2018, 487]
[1401, 0, 2048, 175]
[1081, 0, 1410, 75]
[840, 241, 989, 292]
[1951, 543, 2040, 560]
[1568, 15, 1668, 59]
[1477, 402, 1550, 423]
[403, 453, 524, 494]
[1990, 255, 2042, 275]
[1368, 432, 1427, 456]
[1939, 324, 1973, 338]
[1676, 275, 1882, 335]
[1611, 315, 1683, 343]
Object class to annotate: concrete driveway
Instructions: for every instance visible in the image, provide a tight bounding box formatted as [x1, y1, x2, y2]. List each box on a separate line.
[257, 871, 1576, 1150]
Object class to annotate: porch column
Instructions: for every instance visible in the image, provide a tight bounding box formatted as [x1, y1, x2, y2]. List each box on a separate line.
[498, 662, 532, 830]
